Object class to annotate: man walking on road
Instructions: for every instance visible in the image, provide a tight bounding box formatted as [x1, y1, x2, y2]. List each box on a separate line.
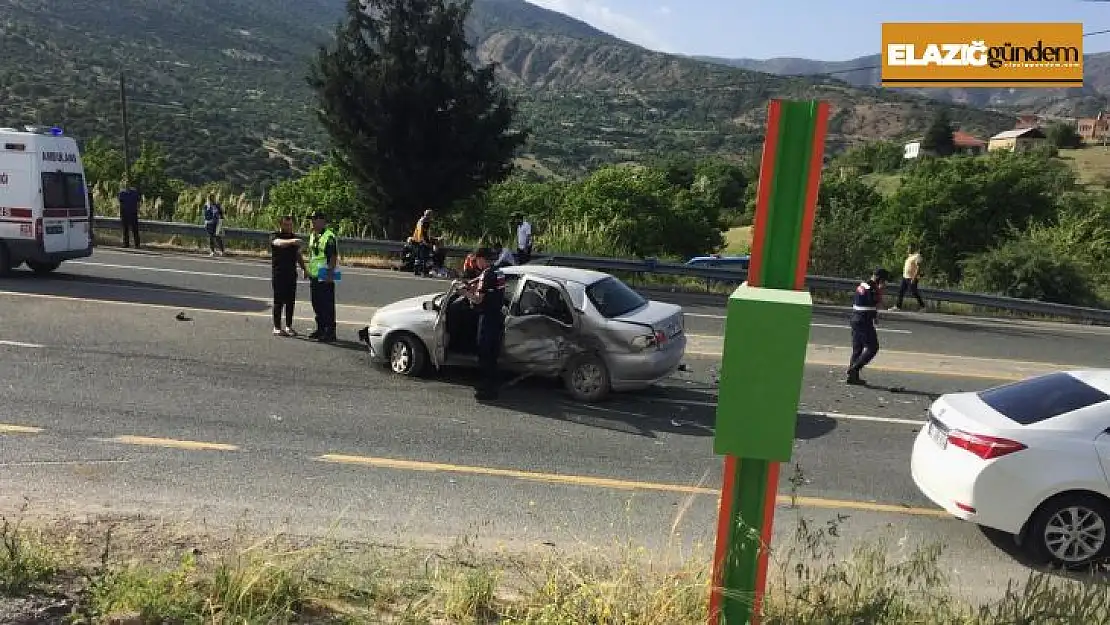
[891, 248, 926, 311]
[514, 213, 533, 265]
[847, 267, 890, 386]
[118, 181, 141, 249]
[203, 195, 225, 256]
[462, 247, 506, 401]
[270, 215, 308, 337]
[307, 211, 339, 342]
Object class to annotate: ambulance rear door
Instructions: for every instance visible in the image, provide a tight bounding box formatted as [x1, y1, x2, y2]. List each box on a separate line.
[38, 138, 89, 255]
[0, 148, 36, 246]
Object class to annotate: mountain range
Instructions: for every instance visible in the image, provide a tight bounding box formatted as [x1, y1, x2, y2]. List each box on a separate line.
[1, 0, 1027, 191]
[696, 53, 1110, 117]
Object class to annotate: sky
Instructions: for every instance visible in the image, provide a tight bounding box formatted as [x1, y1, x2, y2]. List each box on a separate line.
[525, 0, 1110, 60]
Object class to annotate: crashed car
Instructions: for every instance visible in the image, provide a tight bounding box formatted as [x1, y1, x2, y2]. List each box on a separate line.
[357, 265, 687, 402]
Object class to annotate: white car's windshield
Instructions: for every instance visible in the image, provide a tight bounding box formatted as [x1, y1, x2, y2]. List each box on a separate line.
[586, 276, 647, 318]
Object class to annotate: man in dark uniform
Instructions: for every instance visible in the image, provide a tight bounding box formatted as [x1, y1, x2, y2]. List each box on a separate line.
[462, 247, 505, 400]
[118, 181, 141, 248]
[270, 215, 308, 337]
[847, 267, 890, 386]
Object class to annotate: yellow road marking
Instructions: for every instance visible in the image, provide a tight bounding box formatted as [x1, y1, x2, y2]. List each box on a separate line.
[316, 454, 948, 518]
[106, 435, 239, 451]
[0, 424, 43, 434]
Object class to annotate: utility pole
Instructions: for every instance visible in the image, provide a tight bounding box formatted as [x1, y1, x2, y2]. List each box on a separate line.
[120, 72, 132, 184]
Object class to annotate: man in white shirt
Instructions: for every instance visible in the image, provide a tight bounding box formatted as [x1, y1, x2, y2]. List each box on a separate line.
[892, 248, 926, 311]
[514, 213, 533, 264]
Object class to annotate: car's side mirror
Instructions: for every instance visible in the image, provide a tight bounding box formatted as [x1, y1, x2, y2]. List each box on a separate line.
[422, 301, 430, 311]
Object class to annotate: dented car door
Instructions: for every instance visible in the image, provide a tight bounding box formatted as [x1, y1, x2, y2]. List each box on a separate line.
[502, 276, 582, 376]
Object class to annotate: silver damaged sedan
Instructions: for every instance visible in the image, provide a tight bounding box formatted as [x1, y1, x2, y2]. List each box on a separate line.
[357, 265, 687, 402]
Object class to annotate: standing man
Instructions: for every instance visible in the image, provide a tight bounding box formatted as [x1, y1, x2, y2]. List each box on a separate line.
[202, 195, 225, 256]
[411, 209, 433, 276]
[892, 248, 926, 311]
[514, 213, 533, 265]
[846, 267, 890, 386]
[118, 180, 141, 249]
[307, 211, 339, 343]
[270, 215, 308, 337]
[462, 247, 506, 400]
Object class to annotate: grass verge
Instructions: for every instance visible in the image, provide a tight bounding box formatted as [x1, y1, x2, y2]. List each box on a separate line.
[1, 500, 1108, 624]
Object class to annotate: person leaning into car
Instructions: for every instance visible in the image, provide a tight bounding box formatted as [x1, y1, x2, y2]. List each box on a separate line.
[461, 247, 505, 401]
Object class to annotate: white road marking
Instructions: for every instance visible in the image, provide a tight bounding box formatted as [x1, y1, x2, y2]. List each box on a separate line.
[684, 311, 912, 335]
[66, 260, 908, 334]
[0, 340, 44, 349]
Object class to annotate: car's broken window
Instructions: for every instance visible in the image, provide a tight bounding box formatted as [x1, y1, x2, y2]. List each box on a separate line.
[515, 280, 573, 325]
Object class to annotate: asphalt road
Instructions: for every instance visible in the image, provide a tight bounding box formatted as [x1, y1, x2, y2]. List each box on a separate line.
[0, 247, 1106, 603]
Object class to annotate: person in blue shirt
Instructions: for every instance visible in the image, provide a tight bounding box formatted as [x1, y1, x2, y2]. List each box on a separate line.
[847, 267, 890, 386]
[202, 195, 225, 256]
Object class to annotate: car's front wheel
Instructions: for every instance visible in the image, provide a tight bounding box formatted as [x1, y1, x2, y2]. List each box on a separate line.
[564, 353, 611, 403]
[1026, 493, 1110, 569]
[386, 333, 429, 377]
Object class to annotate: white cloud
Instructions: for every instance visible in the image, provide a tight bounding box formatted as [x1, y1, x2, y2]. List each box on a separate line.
[655, 6, 672, 16]
[526, 0, 676, 52]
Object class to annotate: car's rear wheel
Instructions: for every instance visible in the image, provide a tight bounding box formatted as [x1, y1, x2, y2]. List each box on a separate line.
[27, 260, 60, 274]
[564, 353, 610, 403]
[386, 333, 428, 377]
[1026, 493, 1110, 569]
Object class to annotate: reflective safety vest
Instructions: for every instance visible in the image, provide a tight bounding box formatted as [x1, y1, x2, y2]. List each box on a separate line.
[308, 228, 337, 278]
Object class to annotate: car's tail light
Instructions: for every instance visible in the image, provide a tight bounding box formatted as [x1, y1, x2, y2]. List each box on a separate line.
[654, 329, 667, 345]
[947, 430, 1026, 460]
[631, 335, 656, 350]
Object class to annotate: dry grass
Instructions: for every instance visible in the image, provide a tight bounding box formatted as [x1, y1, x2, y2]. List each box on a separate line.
[1, 502, 1109, 624]
[1057, 146, 1110, 189]
[723, 226, 753, 255]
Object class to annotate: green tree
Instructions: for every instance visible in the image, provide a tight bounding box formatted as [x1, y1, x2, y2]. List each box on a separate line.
[809, 176, 888, 278]
[450, 178, 566, 243]
[961, 237, 1098, 306]
[130, 142, 179, 218]
[883, 151, 1076, 282]
[835, 141, 905, 174]
[307, 0, 528, 238]
[266, 162, 361, 234]
[1045, 122, 1082, 149]
[921, 110, 956, 157]
[556, 165, 723, 258]
[80, 137, 125, 191]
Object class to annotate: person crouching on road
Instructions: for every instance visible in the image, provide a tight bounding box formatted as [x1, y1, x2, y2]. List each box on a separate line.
[846, 267, 890, 386]
[307, 211, 339, 342]
[270, 215, 308, 337]
[462, 248, 506, 401]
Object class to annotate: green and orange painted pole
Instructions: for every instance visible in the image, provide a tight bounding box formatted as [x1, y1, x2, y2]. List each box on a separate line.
[708, 99, 829, 625]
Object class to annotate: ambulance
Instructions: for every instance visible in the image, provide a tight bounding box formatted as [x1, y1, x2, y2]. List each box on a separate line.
[0, 125, 94, 275]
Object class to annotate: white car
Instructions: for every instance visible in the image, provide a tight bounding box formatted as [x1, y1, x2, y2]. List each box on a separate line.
[911, 370, 1110, 569]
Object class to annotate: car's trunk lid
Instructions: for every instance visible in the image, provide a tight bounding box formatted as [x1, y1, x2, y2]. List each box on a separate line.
[612, 301, 684, 340]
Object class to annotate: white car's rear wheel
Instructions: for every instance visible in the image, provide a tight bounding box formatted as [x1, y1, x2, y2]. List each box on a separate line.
[1027, 493, 1110, 569]
[387, 333, 428, 377]
[564, 354, 610, 403]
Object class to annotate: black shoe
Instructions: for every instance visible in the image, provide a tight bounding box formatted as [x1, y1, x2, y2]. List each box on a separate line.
[308, 330, 322, 340]
[475, 389, 499, 401]
[846, 372, 866, 386]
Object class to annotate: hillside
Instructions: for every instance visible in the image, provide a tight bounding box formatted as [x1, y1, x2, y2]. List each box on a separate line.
[699, 53, 1110, 117]
[1, 0, 1018, 191]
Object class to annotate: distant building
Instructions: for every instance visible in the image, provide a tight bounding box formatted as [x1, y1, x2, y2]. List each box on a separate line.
[903, 130, 986, 159]
[988, 127, 1049, 153]
[1014, 114, 1042, 129]
[1077, 112, 1110, 143]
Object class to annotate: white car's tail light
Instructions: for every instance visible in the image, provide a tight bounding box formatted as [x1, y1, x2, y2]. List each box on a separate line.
[631, 335, 656, 350]
[947, 430, 1027, 460]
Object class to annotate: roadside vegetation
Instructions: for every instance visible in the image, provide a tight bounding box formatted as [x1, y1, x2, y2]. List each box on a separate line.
[72, 0, 1110, 309]
[2, 497, 1108, 624]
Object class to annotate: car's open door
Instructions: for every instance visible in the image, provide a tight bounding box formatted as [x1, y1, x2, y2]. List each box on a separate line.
[430, 283, 459, 370]
[502, 276, 580, 376]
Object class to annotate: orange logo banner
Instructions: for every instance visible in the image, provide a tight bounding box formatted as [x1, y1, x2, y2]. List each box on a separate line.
[881, 22, 1083, 88]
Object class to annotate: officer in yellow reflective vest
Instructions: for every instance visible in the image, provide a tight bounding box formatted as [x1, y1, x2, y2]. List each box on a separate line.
[307, 211, 339, 342]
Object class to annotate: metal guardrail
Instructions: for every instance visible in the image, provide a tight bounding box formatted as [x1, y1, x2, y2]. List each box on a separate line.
[92, 216, 1110, 325]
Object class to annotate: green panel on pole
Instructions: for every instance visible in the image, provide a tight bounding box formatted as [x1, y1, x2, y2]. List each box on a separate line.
[712, 285, 813, 461]
[756, 101, 820, 289]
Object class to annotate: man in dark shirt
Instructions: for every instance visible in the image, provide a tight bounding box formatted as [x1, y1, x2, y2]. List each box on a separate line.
[270, 215, 308, 337]
[462, 247, 506, 400]
[847, 267, 890, 385]
[118, 182, 141, 248]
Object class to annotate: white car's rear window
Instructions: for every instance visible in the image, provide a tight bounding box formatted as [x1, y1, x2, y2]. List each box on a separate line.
[977, 372, 1110, 425]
